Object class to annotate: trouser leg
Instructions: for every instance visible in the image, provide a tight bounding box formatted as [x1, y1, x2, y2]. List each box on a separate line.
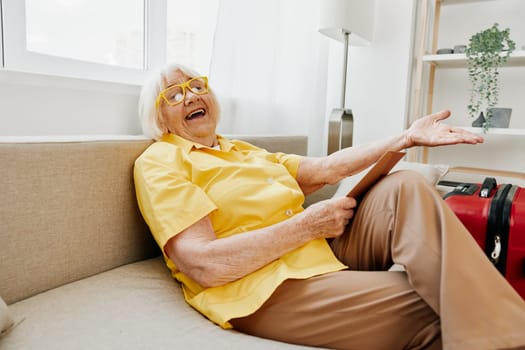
[231, 270, 441, 350]
[330, 170, 525, 349]
[232, 171, 525, 349]
[231, 171, 445, 350]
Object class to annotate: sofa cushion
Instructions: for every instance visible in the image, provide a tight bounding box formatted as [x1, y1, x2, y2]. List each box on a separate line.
[0, 296, 14, 337]
[2, 257, 315, 350]
[0, 138, 160, 305]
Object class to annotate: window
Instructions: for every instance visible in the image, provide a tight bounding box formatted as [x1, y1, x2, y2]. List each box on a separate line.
[25, 0, 144, 69]
[0, 0, 218, 84]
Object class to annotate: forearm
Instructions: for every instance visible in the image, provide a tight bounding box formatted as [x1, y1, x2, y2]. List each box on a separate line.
[211, 221, 322, 286]
[297, 109, 485, 194]
[326, 132, 409, 180]
[297, 132, 410, 193]
[168, 214, 318, 288]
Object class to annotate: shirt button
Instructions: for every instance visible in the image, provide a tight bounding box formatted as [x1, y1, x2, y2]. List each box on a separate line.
[267, 178, 274, 184]
[285, 209, 293, 217]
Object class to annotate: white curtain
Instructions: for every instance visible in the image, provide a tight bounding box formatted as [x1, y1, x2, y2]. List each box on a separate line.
[209, 0, 330, 156]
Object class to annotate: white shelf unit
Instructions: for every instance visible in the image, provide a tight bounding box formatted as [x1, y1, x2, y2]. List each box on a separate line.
[410, 0, 525, 162]
[439, 0, 496, 5]
[422, 50, 525, 68]
[461, 127, 525, 136]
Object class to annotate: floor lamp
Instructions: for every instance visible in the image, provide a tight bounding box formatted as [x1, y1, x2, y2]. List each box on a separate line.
[319, 0, 375, 154]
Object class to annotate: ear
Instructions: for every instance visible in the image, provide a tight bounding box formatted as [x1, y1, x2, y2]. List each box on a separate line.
[156, 110, 170, 135]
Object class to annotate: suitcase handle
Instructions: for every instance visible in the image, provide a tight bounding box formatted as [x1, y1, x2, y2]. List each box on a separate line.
[480, 177, 497, 198]
[490, 235, 501, 263]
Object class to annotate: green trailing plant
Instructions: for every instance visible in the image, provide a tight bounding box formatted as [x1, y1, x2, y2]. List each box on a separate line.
[465, 23, 515, 130]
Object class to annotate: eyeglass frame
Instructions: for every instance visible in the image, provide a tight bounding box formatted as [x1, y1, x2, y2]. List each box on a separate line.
[155, 76, 209, 107]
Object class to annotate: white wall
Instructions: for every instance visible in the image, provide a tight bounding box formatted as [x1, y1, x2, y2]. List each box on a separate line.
[325, 0, 416, 149]
[350, 0, 415, 145]
[0, 70, 142, 136]
[0, 0, 416, 155]
[426, 0, 525, 172]
[2, 0, 521, 174]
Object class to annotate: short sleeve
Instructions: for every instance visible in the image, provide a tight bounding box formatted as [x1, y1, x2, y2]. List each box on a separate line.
[134, 143, 217, 250]
[269, 152, 302, 178]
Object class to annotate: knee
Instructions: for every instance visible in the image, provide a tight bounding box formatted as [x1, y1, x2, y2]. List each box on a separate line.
[373, 170, 437, 199]
[362, 170, 440, 209]
[384, 170, 432, 188]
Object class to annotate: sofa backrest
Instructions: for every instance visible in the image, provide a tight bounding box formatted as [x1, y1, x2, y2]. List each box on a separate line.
[0, 135, 307, 305]
[0, 137, 158, 304]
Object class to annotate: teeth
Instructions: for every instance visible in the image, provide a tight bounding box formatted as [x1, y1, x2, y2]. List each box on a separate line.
[186, 109, 205, 120]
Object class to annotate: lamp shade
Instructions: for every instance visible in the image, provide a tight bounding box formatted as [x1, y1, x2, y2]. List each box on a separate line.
[319, 0, 375, 46]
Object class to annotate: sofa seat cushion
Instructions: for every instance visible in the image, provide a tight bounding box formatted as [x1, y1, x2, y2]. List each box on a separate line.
[2, 257, 313, 350]
[0, 296, 14, 337]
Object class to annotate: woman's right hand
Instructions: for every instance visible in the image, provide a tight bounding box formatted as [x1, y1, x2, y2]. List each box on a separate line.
[301, 196, 357, 240]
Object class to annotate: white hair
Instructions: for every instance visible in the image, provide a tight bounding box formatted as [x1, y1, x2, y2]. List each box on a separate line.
[138, 63, 218, 140]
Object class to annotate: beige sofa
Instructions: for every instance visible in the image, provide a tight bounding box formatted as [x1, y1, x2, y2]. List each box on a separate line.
[2, 135, 524, 350]
[0, 135, 325, 350]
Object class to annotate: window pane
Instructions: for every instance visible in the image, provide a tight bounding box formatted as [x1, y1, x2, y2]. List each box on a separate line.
[166, 0, 218, 74]
[25, 0, 144, 69]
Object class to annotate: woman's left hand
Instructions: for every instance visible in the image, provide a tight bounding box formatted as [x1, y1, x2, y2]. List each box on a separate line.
[404, 110, 484, 148]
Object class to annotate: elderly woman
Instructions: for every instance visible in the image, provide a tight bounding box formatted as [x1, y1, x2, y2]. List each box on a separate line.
[134, 64, 525, 350]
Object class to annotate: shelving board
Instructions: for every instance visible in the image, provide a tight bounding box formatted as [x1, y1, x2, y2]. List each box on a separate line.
[461, 127, 525, 136]
[422, 50, 525, 68]
[441, 0, 495, 4]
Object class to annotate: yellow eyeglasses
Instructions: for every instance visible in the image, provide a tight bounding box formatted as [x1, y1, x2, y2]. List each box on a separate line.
[156, 76, 209, 107]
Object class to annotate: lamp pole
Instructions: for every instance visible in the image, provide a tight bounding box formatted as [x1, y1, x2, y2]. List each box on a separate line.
[341, 31, 350, 109]
[320, 0, 375, 155]
[327, 30, 354, 155]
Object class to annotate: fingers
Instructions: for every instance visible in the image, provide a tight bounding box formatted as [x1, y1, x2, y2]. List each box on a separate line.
[336, 197, 356, 225]
[303, 197, 356, 239]
[335, 195, 357, 209]
[438, 125, 484, 144]
[431, 109, 451, 123]
[448, 126, 484, 143]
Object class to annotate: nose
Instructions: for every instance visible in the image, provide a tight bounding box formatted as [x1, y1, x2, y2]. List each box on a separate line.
[184, 89, 199, 105]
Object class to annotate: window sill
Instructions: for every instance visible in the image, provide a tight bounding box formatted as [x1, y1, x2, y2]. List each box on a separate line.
[0, 67, 142, 94]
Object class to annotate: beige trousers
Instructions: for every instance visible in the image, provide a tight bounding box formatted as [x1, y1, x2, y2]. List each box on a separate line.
[231, 171, 525, 350]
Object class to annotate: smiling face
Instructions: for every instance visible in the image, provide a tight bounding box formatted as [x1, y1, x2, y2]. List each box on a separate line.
[158, 69, 220, 147]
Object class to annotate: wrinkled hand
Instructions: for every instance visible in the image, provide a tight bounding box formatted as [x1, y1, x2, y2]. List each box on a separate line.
[405, 110, 484, 148]
[301, 196, 357, 240]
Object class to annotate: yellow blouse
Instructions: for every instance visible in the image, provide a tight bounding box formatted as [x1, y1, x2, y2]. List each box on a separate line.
[134, 134, 346, 328]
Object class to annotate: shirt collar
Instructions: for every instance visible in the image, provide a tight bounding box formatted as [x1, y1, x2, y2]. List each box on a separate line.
[160, 133, 236, 153]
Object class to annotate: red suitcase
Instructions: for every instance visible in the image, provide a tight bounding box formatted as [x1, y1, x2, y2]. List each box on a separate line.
[439, 177, 525, 299]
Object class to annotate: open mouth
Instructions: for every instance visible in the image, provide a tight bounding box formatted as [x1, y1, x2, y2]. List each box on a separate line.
[185, 108, 206, 120]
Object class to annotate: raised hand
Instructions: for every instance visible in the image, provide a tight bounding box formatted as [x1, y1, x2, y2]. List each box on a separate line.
[404, 110, 484, 148]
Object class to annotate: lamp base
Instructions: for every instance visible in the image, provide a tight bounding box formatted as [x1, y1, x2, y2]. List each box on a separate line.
[327, 108, 353, 155]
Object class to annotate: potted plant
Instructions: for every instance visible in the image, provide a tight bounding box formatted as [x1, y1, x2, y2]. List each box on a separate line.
[466, 23, 516, 130]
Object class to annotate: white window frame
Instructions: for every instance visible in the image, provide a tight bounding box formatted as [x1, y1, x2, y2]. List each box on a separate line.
[1, 0, 167, 85]
[0, 0, 4, 68]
